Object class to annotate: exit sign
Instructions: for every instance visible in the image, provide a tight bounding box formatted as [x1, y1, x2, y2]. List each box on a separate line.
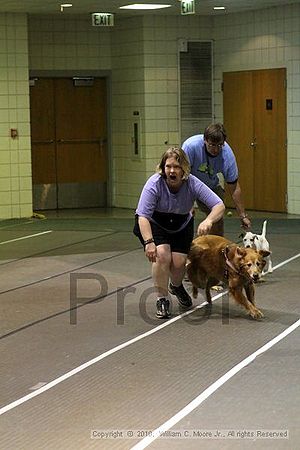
[91, 13, 114, 27]
[181, 0, 195, 15]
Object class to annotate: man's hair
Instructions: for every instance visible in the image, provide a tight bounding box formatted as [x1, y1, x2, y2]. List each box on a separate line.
[204, 123, 227, 143]
[157, 147, 190, 180]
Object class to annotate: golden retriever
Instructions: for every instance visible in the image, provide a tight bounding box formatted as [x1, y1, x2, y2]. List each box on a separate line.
[187, 235, 270, 319]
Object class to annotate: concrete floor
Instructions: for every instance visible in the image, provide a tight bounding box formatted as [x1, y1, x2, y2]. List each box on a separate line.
[0, 208, 299, 450]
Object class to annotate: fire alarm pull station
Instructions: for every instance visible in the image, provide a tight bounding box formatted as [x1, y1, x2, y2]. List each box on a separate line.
[10, 128, 18, 139]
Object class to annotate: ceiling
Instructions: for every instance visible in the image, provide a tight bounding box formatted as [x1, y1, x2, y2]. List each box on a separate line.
[0, 0, 299, 17]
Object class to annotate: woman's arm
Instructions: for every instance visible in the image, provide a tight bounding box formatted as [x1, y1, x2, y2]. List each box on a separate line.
[138, 216, 153, 242]
[138, 216, 157, 262]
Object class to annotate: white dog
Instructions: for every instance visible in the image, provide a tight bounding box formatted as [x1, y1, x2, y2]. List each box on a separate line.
[241, 220, 273, 274]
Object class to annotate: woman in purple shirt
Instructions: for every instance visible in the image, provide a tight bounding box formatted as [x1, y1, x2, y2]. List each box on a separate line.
[134, 147, 225, 319]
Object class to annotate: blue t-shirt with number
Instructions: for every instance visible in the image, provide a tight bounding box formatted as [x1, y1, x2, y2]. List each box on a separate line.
[182, 134, 238, 190]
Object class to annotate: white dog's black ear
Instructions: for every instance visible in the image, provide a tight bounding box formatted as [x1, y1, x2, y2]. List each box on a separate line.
[239, 232, 245, 238]
[260, 250, 271, 257]
[254, 235, 259, 240]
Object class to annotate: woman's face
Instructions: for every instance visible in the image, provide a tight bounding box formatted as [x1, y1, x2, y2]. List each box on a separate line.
[164, 156, 184, 190]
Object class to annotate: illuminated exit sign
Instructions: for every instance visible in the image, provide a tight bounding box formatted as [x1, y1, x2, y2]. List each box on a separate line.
[91, 13, 114, 27]
[181, 0, 195, 15]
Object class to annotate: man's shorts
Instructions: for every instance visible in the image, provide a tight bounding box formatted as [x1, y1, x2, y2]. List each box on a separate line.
[133, 215, 194, 255]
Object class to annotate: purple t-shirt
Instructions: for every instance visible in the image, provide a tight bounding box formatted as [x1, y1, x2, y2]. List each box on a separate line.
[182, 134, 238, 190]
[136, 173, 222, 232]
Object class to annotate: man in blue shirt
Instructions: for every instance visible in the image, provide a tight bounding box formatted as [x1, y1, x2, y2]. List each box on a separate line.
[182, 123, 251, 236]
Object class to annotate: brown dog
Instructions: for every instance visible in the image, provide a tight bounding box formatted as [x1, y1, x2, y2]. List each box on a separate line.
[187, 235, 270, 319]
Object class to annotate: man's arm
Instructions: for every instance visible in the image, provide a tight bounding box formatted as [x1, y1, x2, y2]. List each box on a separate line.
[226, 180, 251, 229]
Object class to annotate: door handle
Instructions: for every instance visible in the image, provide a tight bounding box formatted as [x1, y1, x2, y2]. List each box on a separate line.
[250, 139, 256, 149]
[32, 140, 54, 144]
[57, 138, 105, 144]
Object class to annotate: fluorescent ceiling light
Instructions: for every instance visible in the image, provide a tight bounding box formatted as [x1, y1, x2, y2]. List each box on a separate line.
[119, 4, 171, 10]
[213, 6, 226, 10]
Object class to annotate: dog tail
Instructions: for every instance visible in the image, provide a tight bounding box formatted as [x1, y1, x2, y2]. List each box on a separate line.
[261, 220, 267, 238]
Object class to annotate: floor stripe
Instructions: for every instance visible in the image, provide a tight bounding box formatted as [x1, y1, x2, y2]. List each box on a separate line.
[131, 318, 300, 450]
[0, 252, 299, 416]
[272, 253, 300, 270]
[0, 230, 52, 245]
[0, 299, 210, 415]
[0, 220, 34, 229]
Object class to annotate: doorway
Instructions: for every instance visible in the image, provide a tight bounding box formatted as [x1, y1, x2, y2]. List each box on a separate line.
[223, 68, 287, 212]
[30, 77, 108, 210]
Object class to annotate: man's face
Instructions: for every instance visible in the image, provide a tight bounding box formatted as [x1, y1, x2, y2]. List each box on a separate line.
[205, 140, 224, 156]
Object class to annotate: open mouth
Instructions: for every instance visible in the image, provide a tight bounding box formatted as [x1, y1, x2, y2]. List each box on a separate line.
[169, 174, 177, 181]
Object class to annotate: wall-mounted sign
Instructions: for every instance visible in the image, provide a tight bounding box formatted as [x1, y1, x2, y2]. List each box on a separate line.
[91, 13, 114, 27]
[181, 0, 195, 15]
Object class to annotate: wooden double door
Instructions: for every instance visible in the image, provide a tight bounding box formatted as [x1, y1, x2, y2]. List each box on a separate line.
[223, 68, 287, 212]
[30, 77, 107, 210]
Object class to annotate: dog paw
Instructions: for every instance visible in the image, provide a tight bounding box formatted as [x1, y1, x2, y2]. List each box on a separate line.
[250, 309, 264, 319]
[258, 278, 266, 283]
[211, 284, 224, 291]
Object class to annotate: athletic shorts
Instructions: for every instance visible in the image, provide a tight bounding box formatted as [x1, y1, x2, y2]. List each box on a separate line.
[133, 215, 194, 254]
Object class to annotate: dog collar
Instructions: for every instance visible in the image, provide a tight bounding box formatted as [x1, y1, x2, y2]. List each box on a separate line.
[222, 247, 249, 281]
[222, 248, 252, 282]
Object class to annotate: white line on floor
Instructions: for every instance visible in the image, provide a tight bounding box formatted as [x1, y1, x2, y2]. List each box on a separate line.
[131, 318, 300, 450]
[0, 230, 52, 245]
[0, 252, 299, 416]
[0, 299, 210, 415]
[272, 253, 300, 270]
[0, 220, 34, 228]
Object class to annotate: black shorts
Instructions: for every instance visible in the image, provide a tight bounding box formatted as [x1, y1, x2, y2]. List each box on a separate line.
[133, 215, 194, 254]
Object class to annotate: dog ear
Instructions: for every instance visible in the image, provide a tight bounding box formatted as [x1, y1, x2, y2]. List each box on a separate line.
[236, 246, 246, 257]
[225, 244, 237, 257]
[253, 235, 259, 240]
[238, 232, 245, 238]
[260, 249, 271, 257]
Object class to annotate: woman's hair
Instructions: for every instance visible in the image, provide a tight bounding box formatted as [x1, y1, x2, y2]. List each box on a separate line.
[157, 147, 190, 180]
[204, 123, 227, 143]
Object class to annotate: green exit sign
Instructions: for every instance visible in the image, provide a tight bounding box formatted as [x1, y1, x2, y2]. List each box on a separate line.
[91, 13, 114, 27]
[181, 0, 195, 15]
